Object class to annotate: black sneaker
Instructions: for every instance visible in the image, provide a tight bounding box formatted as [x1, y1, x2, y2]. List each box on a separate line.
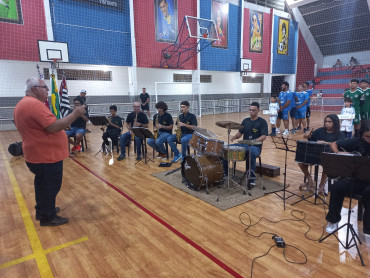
[102, 143, 106, 154]
[136, 155, 142, 161]
[117, 154, 126, 161]
[40, 215, 69, 226]
[297, 126, 302, 130]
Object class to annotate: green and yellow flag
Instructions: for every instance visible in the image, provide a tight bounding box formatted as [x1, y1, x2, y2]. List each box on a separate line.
[50, 74, 61, 119]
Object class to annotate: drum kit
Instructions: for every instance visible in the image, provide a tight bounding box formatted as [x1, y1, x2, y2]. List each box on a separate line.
[180, 120, 259, 194]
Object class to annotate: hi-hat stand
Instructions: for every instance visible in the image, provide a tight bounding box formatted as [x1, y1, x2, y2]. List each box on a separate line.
[89, 116, 110, 157]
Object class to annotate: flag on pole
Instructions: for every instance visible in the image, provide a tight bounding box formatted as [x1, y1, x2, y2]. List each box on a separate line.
[36, 64, 50, 109]
[50, 74, 61, 119]
[59, 75, 70, 118]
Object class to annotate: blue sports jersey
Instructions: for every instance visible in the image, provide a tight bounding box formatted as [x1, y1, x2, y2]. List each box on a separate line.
[296, 91, 309, 111]
[290, 91, 297, 109]
[306, 89, 313, 106]
[278, 90, 293, 111]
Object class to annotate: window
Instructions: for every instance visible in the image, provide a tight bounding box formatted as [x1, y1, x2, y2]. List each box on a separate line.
[173, 74, 212, 83]
[43, 69, 112, 81]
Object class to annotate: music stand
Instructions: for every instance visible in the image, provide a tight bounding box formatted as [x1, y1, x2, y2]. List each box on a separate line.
[130, 127, 154, 165]
[319, 152, 366, 266]
[270, 135, 301, 210]
[90, 116, 110, 157]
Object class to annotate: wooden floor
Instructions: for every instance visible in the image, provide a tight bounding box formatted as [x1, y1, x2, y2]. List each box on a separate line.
[0, 111, 369, 278]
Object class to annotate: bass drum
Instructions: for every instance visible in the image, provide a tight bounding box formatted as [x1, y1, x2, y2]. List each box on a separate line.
[181, 155, 224, 190]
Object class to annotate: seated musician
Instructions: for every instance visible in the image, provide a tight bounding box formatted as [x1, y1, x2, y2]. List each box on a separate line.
[117, 102, 149, 161]
[326, 120, 370, 234]
[65, 98, 89, 152]
[298, 114, 345, 194]
[101, 105, 123, 153]
[224, 102, 268, 186]
[167, 101, 198, 163]
[147, 101, 173, 158]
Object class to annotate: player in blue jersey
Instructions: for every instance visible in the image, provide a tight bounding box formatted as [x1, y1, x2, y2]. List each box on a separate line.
[295, 84, 309, 132]
[302, 82, 313, 130]
[290, 90, 298, 133]
[276, 81, 293, 136]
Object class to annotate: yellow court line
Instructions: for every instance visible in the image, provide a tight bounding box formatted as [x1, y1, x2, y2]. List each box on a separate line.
[44, 237, 89, 255]
[0, 237, 89, 270]
[0, 142, 54, 277]
[0, 254, 35, 270]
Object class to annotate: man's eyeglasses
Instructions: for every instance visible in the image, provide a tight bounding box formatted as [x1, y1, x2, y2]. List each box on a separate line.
[34, 85, 49, 90]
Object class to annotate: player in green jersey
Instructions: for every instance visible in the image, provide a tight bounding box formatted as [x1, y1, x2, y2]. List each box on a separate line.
[344, 79, 363, 137]
[360, 79, 370, 121]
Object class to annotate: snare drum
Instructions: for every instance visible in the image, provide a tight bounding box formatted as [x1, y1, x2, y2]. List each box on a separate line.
[188, 132, 206, 154]
[204, 139, 224, 156]
[222, 146, 246, 161]
[295, 140, 329, 165]
[181, 155, 224, 190]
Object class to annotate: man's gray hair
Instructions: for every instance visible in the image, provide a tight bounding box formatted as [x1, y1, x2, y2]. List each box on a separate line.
[25, 77, 40, 93]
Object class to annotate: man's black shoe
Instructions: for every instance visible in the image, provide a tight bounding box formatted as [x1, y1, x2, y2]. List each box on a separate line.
[117, 154, 126, 161]
[36, 207, 60, 221]
[40, 215, 69, 226]
[102, 142, 106, 154]
[136, 155, 142, 161]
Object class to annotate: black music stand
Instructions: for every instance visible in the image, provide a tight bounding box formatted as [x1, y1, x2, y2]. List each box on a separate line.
[319, 152, 366, 266]
[90, 116, 110, 157]
[130, 127, 154, 165]
[270, 135, 301, 210]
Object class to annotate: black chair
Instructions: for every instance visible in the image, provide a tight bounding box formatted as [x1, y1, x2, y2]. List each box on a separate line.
[68, 134, 87, 152]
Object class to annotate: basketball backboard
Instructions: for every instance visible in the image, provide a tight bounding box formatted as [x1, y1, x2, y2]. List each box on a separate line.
[38, 40, 69, 63]
[241, 58, 252, 72]
[185, 16, 219, 41]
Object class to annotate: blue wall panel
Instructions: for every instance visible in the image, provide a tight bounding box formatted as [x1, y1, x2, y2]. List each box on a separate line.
[51, 0, 132, 66]
[200, 1, 241, 71]
[272, 16, 298, 74]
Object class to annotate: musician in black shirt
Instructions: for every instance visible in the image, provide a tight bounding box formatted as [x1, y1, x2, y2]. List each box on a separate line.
[298, 114, 344, 194]
[223, 102, 268, 186]
[326, 120, 370, 235]
[117, 102, 149, 161]
[102, 105, 123, 153]
[147, 102, 173, 158]
[139, 88, 151, 118]
[167, 101, 198, 163]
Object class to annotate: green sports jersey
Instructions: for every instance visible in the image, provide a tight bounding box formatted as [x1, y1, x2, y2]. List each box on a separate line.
[344, 89, 363, 108]
[361, 88, 370, 113]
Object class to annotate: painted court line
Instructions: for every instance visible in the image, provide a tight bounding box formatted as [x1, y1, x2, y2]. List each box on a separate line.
[72, 157, 244, 278]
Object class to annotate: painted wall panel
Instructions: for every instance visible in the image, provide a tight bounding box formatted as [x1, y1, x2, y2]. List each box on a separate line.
[134, 0, 197, 70]
[296, 31, 315, 87]
[272, 15, 298, 74]
[243, 8, 272, 73]
[51, 0, 132, 66]
[0, 0, 47, 61]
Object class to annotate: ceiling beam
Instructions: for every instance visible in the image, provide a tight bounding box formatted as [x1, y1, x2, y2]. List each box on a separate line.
[285, 0, 318, 9]
[368, 0, 370, 12]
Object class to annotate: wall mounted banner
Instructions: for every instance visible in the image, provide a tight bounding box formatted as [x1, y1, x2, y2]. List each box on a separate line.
[155, 0, 178, 43]
[0, 0, 23, 24]
[249, 10, 263, 53]
[76, 0, 124, 10]
[212, 0, 228, 49]
[277, 17, 289, 55]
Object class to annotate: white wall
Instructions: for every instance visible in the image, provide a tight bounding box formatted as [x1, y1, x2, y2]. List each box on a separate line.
[322, 50, 370, 68]
[0, 60, 130, 98]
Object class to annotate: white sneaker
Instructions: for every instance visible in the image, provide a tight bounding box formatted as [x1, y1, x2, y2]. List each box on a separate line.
[326, 222, 339, 234]
[282, 130, 289, 136]
[276, 129, 281, 134]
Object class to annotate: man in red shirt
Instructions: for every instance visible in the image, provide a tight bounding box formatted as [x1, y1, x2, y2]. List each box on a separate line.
[14, 77, 86, 226]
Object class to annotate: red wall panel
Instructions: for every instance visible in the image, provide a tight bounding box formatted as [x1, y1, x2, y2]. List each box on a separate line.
[243, 9, 272, 73]
[0, 0, 47, 61]
[134, 0, 197, 69]
[296, 31, 315, 87]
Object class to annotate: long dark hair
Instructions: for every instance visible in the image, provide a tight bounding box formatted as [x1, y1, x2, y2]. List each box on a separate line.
[359, 120, 370, 155]
[324, 114, 340, 134]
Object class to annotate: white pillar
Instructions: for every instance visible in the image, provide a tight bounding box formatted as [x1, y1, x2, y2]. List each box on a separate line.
[43, 0, 54, 41]
[128, 0, 137, 97]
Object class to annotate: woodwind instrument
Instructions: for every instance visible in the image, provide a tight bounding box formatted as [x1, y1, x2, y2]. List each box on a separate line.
[174, 112, 182, 143]
[303, 128, 314, 139]
[153, 114, 159, 141]
[131, 113, 138, 140]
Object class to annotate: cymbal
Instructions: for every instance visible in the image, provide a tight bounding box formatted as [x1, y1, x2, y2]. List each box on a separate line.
[216, 121, 243, 130]
[238, 140, 262, 146]
[193, 127, 218, 138]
